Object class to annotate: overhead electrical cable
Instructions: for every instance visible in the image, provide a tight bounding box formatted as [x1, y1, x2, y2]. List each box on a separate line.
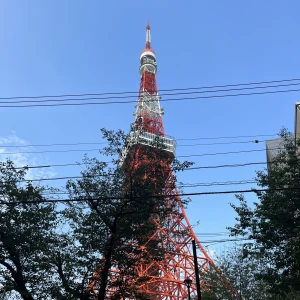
[39, 180, 257, 195]
[176, 134, 277, 141]
[0, 148, 272, 161]
[0, 142, 108, 148]
[193, 232, 231, 236]
[5, 161, 272, 182]
[179, 140, 262, 147]
[3, 146, 284, 171]
[1, 82, 300, 105]
[2, 186, 300, 205]
[199, 238, 253, 245]
[1, 87, 300, 108]
[0, 147, 281, 157]
[0, 148, 102, 155]
[177, 147, 282, 158]
[0, 134, 277, 148]
[196, 238, 251, 244]
[186, 161, 269, 171]
[0, 139, 275, 155]
[1, 77, 299, 100]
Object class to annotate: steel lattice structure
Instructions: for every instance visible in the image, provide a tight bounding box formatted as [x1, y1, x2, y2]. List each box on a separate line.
[86, 24, 235, 299]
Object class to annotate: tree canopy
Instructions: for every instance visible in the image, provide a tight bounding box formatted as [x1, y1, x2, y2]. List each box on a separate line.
[0, 128, 192, 299]
[0, 160, 58, 299]
[200, 244, 271, 300]
[63, 128, 192, 299]
[229, 129, 300, 298]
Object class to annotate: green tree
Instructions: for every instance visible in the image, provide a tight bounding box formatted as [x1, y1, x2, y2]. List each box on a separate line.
[201, 244, 271, 300]
[0, 128, 192, 299]
[59, 129, 192, 299]
[228, 129, 300, 298]
[0, 160, 96, 300]
[0, 160, 58, 299]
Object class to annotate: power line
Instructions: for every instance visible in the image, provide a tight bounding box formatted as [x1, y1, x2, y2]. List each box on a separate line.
[0, 142, 108, 148]
[15, 162, 94, 169]
[197, 238, 251, 244]
[0, 139, 272, 155]
[179, 140, 262, 147]
[200, 238, 254, 246]
[1, 186, 300, 205]
[1, 87, 300, 108]
[0, 134, 277, 148]
[173, 237, 253, 245]
[0, 148, 280, 172]
[176, 134, 277, 141]
[1, 77, 299, 100]
[0, 141, 262, 155]
[2, 82, 300, 105]
[0, 148, 102, 155]
[194, 232, 231, 236]
[180, 180, 256, 187]
[39, 180, 257, 195]
[178, 148, 276, 158]
[4, 163, 262, 182]
[2, 160, 271, 180]
[3, 146, 283, 172]
[187, 161, 268, 171]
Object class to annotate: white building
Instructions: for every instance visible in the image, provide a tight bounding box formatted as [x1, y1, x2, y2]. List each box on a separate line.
[266, 102, 300, 167]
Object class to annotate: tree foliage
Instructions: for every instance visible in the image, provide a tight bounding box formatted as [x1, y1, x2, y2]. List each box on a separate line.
[60, 128, 193, 299]
[0, 160, 58, 299]
[200, 244, 271, 300]
[0, 160, 99, 299]
[0, 128, 192, 299]
[228, 129, 300, 298]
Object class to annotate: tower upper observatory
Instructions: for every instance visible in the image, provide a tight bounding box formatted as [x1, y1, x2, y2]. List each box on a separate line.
[140, 24, 157, 75]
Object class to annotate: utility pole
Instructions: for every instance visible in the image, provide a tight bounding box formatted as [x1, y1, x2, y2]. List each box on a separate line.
[192, 240, 202, 300]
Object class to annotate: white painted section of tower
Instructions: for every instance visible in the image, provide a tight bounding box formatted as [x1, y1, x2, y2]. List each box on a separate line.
[134, 91, 164, 119]
[146, 28, 151, 43]
[139, 62, 156, 74]
[135, 25, 163, 120]
[140, 50, 156, 60]
[120, 129, 177, 166]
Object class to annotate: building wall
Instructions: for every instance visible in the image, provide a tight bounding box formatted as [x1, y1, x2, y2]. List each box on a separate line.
[266, 103, 300, 170]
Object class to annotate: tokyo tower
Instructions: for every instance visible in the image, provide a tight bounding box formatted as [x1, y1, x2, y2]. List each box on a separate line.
[122, 23, 214, 299]
[87, 24, 227, 299]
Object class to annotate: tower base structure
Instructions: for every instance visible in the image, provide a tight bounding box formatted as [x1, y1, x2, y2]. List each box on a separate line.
[136, 201, 213, 299]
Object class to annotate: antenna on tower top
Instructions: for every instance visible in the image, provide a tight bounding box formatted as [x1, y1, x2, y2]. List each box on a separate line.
[145, 22, 151, 49]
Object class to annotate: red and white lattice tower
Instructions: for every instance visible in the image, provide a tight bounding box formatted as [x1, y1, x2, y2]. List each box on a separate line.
[121, 24, 215, 299]
[86, 24, 231, 300]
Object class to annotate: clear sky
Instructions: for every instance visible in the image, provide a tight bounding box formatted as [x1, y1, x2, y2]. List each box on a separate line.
[0, 1, 300, 253]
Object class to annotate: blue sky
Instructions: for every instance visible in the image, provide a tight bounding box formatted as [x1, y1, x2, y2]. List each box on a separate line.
[0, 1, 300, 253]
